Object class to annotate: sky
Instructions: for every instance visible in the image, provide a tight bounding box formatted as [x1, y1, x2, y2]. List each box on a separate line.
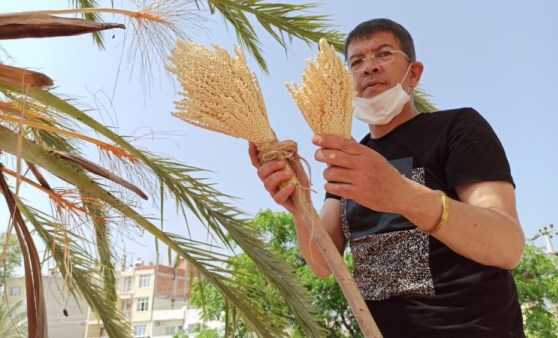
[1, 0, 558, 265]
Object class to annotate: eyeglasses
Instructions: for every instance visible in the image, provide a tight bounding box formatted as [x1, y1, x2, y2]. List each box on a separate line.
[346, 50, 409, 74]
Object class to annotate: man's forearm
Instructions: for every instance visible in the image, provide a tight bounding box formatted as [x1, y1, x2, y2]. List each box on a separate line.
[293, 212, 333, 277]
[401, 183, 525, 269]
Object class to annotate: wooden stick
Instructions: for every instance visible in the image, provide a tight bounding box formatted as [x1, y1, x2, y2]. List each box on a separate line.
[287, 157, 383, 338]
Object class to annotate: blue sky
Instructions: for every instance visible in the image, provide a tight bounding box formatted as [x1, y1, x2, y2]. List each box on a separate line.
[1, 0, 558, 262]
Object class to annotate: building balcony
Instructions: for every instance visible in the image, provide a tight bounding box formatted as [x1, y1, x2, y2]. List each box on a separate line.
[118, 288, 134, 297]
[152, 308, 185, 322]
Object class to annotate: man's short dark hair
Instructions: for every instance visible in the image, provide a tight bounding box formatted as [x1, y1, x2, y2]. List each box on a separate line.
[345, 18, 416, 62]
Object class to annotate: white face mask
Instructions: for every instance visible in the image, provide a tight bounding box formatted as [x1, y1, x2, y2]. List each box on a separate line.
[352, 65, 412, 125]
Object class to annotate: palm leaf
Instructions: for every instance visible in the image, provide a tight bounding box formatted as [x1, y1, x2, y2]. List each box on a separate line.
[0, 64, 52, 88]
[201, 0, 345, 71]
[0, 300, 27, 337]
[0, 13, 124, 40]
[0, 169, 47, 338]
[17, 203, 131, 338]
[81, 195, 117, 307]
[0, 85, 324, 336]
[69, 0, 106, 48]
[415, 86, 438, 113]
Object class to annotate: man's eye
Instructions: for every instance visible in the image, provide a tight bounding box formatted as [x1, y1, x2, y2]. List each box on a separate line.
[350, 58, 364, 68]
[377, 51, 393, 59]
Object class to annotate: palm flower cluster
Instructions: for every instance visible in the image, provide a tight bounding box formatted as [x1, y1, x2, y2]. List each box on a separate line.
[287, 38, 354, 138]
[168, 41, 277, 147]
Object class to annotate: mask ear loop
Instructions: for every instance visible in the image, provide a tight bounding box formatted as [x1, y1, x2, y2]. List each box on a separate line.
[399, 63, 414, 94]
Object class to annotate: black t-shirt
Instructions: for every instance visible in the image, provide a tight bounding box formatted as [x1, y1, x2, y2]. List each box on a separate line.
[326, 108, 524, 337]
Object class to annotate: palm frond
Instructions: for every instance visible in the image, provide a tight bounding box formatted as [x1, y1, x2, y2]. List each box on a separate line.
[0, 300, 27, 338]
[0, 64, 52, 88]
[17, 203, 131, 338]
[0, 86, 324, 336]
[0, 13, 124, 40]
[69, 0, 106, 48]
[415, 86, 438, 113]
[165, 232, 318, 337]
[0, 168, 47, 338]
[82, 195, 117, 307]
[201, 0, 345, 71]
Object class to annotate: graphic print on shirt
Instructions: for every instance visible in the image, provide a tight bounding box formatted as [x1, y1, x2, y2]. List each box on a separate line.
[341, 156, 434, 301]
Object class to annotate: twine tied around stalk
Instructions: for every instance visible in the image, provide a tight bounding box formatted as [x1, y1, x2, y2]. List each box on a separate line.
[257, 139, 298, 163]
[256, 140, 313, 193]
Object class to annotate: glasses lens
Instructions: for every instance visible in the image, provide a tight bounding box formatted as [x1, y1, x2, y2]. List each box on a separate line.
[348, 50, 400, 74]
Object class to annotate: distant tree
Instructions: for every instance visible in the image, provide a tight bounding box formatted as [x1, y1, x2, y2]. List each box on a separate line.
[0, 231, 22, 279]
[193, 325, 220, 338]
[172, 329, 187, 338]
[192, 211, 558, 338]
[513, 244, 558, 338]
[190, 210, 361, 337]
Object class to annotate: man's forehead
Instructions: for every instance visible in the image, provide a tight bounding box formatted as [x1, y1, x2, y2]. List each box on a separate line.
[347, 31, 400, 55]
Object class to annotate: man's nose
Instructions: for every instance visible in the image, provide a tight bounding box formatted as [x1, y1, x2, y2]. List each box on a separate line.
[363, 58, 381, 74]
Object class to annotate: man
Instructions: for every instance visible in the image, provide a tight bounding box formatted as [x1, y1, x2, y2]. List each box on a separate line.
[249, 18, 525, 337]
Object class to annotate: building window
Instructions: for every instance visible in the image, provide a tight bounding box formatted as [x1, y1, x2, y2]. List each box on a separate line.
[133, 324, 147, 337]
[123, 276, 133, 291]
[136, 297, 149, 312]
[121, 299, 132, 317]
[138, 274, 151, 288]
[164, 326, 176, 335]
[9, 286, 21, 296]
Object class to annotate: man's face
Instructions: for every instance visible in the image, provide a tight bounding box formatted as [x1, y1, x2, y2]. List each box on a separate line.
[346, 31, 412, 98]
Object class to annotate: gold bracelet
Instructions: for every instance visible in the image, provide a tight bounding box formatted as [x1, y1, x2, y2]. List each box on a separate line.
[425, 190, 450, 235]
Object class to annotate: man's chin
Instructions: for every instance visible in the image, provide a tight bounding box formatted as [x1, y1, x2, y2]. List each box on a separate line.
[361, 86, 383, 98]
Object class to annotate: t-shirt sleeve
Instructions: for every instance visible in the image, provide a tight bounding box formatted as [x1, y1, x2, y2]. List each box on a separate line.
[445, 108, 514, 189]
[325, 191, 341, 200]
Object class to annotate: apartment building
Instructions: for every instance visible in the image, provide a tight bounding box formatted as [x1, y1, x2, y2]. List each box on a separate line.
[84, 260, 197, 338]
[2, 260, 220, 338]
[1, 274, 88, 338]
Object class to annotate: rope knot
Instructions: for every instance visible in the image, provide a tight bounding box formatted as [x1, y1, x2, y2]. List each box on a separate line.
[257, 140, 299, 163]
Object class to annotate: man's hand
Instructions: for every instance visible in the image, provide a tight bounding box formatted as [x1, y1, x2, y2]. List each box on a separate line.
[248, 142, 298, 214]
[312, 134, 412, 214]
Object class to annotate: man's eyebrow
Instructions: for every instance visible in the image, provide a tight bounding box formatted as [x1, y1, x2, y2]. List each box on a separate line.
[348, 43, 395, 60]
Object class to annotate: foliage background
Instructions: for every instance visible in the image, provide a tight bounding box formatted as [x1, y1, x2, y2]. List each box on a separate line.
[192, 211, 558, 337]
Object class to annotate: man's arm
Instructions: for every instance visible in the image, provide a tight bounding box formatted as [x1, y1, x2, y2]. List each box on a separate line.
[313, 135, 525, 269]
[291, 198, 346, 277]
[248, 143, 346, 277]
[397, 180, 524, 269]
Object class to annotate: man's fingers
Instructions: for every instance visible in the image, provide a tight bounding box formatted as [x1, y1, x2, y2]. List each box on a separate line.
[312, 134, 362, 155]
[257, 160, 287, 180]
[323, 166, 353, 184]
[273, 183, 296, 205]
[315, 148, 355, 168]
[263, 169, 293, 193]
[248, 142, 262, 168]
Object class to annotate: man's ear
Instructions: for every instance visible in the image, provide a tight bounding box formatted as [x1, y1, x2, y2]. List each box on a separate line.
[409, 61, 424, 88]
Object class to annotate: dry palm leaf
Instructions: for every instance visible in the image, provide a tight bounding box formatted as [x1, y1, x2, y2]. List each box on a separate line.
[169, 41, 382, 337]
[287, 38, 354, 138]
[49, 149, 148, 200]
[0, 64, 53, 88]
[0, 167, 48, 338]
[0, 14, 125, 39]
